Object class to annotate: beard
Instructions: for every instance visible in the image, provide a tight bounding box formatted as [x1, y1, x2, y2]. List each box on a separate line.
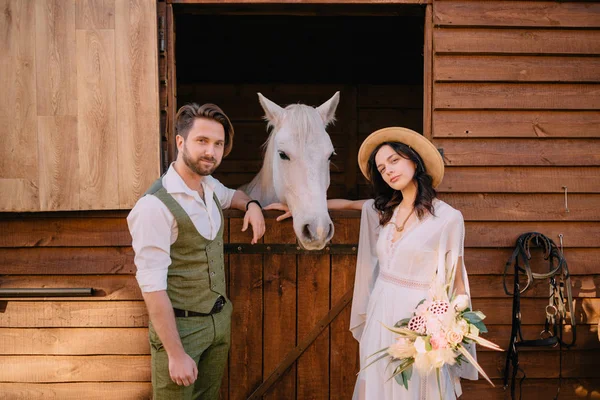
[182, 146, 220, 176]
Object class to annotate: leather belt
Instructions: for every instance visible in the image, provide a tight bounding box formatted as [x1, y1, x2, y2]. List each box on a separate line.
[173, 296, 226, 317]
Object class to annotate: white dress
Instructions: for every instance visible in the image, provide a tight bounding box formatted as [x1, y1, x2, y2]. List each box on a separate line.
[350, 199, 478, 400]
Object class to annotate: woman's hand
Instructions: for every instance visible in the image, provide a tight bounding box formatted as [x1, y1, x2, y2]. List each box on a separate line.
[264, 203, 292, 221]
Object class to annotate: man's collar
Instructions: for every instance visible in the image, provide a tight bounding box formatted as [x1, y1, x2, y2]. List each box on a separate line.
[163, 163, 214, 196]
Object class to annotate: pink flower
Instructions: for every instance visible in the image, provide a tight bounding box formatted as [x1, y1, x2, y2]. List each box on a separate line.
[430, 332, 449, 350]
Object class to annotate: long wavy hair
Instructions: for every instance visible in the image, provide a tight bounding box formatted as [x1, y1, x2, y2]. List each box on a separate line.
[367, 142, 437, 226]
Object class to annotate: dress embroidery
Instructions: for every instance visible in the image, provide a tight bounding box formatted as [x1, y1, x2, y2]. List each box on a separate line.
[379, 271, 430, 290]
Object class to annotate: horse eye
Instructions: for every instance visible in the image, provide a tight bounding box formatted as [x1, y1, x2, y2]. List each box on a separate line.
[328, 151, 337, 161]
[278, 151, 290, 160]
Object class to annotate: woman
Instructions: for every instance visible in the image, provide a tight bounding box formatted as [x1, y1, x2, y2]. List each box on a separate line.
[267, 127, 477, 399]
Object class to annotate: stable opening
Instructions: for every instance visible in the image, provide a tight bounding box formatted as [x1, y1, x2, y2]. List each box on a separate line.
[173, 4, 426, 198]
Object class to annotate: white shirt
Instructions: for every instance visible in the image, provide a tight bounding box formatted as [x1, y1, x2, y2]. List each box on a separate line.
[127, 164, 236, 293]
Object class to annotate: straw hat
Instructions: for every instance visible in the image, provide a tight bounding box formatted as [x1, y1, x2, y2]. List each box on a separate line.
[357, 127, 444, 188]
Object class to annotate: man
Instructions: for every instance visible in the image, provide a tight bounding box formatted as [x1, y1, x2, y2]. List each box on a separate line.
[127, 103, 265, 399]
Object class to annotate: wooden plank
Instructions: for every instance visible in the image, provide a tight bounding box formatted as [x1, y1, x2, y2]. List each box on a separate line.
[330, 218, 360, 399]
[0, 217, 131, 247]
[469, 275, 600, 299]
[482, 325, 598, 352]
[464, 222, 600, 248]
[0, 355, 150, 382]
[0, 275, 142, 301]
[357, 85, 424, 108]
[439, 193, 600, 221]
[434, 83, 600, 110]
[433, 110, 600, 138]
[357, 109, 424, 135]
[178, 83, 353, 122]
[37, 116, 80, 210]
[0, 247, 135, 275]
[473, 298, 599, 325]
[0, 382, 151, 400]
[228, 218, 263, 400]
[438, 167, 600, 193]
[423, 4, 433, 140]
[464, 248, 600, 275]
[0, 328, 149, 355]
[0, 301, 148, 328]
[297, 254, 330, 400]
[115, 0, 160, 208]
[434, 2, 600, 28]
[434, 28, 600, 55]
[0, 180, 39, 212]
[0, 0, 39, 212]
[76, 28, 119, 209]
[166, 3, 177, 168]
[474, 350, 600, 379]
[462, 378, 600, 400]
[35, 0, 77, 116]
[170, 0, 431, 5]
[262, 218, 297, 400]
[435, 55, 600, 83]
[434, 138, 600, 166]
[75, 0, 115, 30]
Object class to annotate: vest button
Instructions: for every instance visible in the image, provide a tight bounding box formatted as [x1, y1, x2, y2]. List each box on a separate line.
[211, 271, 215, 276]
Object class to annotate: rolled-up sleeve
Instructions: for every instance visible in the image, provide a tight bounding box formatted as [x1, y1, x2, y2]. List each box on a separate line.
[126, 195, 173, 293]
[209, 176, 236, 210]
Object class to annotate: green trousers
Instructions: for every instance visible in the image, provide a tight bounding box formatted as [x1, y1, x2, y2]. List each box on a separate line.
[149, 302, 232, 400]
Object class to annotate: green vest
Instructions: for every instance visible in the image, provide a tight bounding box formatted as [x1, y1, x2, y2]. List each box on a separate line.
[145, 178, 227, 314]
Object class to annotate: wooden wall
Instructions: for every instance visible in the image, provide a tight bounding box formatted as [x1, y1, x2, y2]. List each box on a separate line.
[431, 1, 600, 397]
[0, 0, 161, 212]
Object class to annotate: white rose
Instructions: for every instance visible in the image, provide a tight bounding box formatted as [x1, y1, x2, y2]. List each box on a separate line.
[452, 295, 470, 312]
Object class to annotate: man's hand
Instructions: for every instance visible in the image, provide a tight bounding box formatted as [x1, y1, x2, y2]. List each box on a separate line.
[263, 203, 291, 222]
[243, 202, 265, 244]
[168, 351, 198, 386]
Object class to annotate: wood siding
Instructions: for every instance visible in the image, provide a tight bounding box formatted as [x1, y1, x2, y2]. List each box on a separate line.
[1, 210, 599, 399]
[0, 0, 161, 212]
[431, 1, 600, 397]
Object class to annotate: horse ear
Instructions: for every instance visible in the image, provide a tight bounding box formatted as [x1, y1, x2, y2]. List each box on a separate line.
[316, 91, 340, 126]
[257, 93, 284, 125]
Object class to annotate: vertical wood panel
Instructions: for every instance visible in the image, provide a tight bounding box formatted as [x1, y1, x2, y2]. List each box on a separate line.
[330, 218, 360, 400]
[228, 218, 263, 400]
[0, 0, 39, 211]
[35, 0, 77, 116]
[76, 28, 119, 209]
[263, 218, 297, 400]
[37, 116, 79, 210]
[423, 4, 433, 139]
[297, 254, 330, 400]
[75, 0, 115, 30]
[115, 0, 160, 208]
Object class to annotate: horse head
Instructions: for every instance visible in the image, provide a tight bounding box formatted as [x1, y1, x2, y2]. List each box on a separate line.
[254, 92, 339, 250]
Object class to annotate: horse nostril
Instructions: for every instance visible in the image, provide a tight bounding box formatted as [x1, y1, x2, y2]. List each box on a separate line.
[327, 223, 334, 239]
[302, 224, 312, 240]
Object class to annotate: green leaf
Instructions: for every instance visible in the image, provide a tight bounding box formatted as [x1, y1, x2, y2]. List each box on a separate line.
[463, 311, 486, 324]
[395, 318, 411, 327]
[472, 320, 488, 333]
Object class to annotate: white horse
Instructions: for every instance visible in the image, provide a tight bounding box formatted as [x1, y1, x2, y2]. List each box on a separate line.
[239, 92, 340, 250]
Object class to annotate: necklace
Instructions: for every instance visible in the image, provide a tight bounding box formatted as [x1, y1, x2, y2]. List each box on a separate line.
[389, 208, 415, 232]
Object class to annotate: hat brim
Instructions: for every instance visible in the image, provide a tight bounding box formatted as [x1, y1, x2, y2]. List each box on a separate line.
[357, 127, 444, 188]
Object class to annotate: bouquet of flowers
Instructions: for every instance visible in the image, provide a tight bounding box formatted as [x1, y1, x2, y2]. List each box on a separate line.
[364, 281, 502, 395]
